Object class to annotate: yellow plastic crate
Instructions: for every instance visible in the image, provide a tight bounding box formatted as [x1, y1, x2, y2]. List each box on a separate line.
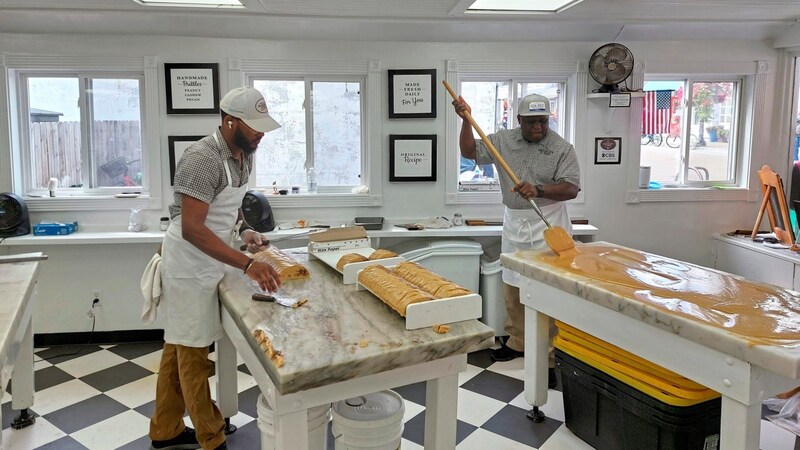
[555, 321, 719, 407]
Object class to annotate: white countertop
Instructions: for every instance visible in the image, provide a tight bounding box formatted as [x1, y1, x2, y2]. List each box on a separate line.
[0, 255, 41, 370]
[0, 223, 598, 246]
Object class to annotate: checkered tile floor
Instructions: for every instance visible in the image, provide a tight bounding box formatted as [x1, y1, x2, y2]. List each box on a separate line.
[2, 341, 800, 449]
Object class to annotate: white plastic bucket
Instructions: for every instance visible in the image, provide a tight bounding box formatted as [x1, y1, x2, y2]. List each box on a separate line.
[331, 390, 404, 450]
[257, 393, 330, 450]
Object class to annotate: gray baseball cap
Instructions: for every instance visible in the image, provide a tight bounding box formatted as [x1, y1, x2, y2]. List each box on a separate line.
[220, 87, 281, 133]
[518, 94, 551, 117]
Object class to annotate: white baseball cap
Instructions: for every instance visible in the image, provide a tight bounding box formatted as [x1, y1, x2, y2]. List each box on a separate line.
[220, 87, 281, 133]
[518, 94, 551, 117]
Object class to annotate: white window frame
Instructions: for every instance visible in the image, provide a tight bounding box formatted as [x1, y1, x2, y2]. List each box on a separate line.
[2, 55, 160, 212]
[248, 75, 366, 194]
[627, 60, 767, 203]
[230, 58, 382, 209]
[445, 59, 585, 205]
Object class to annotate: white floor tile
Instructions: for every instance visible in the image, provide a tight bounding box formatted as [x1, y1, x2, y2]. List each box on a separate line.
[509, 390, 565, 422]
[56, 349, 128, 378]
[403, 398, 425, 423]
[486, 358, 525, 381]
[71, 409, 151, 450]
[537, 423, 595, 450]
[32, 379, 101, 416]
[401, 437, 424, 450]
[456, 428, 533, 450]
[209, 370, 257, 400]
[130, 349, 163, 373]
[104, 373, 158, 408]
[457, 364, 483, 386]
[33, 358, 53, 371]
[1, 416, 66, 449]
[457, 389, 506, 427]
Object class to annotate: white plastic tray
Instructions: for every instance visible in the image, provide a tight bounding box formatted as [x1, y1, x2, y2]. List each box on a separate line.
[310, 246, 405, 284]
[357, 278, 482, 330]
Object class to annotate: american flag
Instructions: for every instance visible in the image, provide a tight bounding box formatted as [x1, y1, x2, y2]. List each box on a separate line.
[642, 90, 673, 135]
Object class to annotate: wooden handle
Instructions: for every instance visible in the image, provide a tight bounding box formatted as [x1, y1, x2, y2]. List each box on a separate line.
[442, 80, 521, 186]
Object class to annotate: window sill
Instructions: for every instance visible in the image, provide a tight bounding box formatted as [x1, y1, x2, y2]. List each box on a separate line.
[265, 193, 381, 208]
[626, 187, 755, 203]
[23, 194, 160, 212]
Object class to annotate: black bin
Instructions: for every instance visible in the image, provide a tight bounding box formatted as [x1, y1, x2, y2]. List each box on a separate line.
[556, 349, 721, 450]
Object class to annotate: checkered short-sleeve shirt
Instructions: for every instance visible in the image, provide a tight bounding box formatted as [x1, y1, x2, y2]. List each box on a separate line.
[475, 128, 580, 210]
[168, 130, 252, 219]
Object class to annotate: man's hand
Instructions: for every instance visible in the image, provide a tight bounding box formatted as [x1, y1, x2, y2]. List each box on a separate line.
[452, 95, 472, 119]
[512, 181, 538, 200]
[246, 261, 282, 293]
[242, 229, 269, 253]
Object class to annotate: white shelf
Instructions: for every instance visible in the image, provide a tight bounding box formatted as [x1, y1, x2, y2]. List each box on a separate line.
[587, 92, 645, 99]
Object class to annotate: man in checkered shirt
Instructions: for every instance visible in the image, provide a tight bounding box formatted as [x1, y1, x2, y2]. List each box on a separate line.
[149, 87, 282, 450]
[452, 93, 580, 393]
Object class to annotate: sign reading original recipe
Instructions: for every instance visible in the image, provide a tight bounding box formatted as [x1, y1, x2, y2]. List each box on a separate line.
[164, 63, 220, 115]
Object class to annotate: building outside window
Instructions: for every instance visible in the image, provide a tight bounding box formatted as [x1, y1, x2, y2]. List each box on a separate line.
[21, 74, 144, 192]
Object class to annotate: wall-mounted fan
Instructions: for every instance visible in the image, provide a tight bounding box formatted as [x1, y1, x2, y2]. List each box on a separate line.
[241, 190, 275, 233]
[0, 193, 31, 237]
[588, 43, 635, 93]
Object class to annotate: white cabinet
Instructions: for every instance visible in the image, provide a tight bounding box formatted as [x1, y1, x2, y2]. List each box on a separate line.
[712, 234, 800, 289]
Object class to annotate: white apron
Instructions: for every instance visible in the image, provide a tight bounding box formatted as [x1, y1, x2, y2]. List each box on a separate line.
[160, 135, 248, 347]
[501, 204, 571, 287]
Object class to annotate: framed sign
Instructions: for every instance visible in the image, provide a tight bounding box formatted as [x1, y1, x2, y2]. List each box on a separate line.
[609, 93, 631, 108]
[168, 135, 205, 185]
[389, 134, 437, 182]
[164, 63, 220, 114]
[595, 137, 622, 164]
[388, 69, 436, 119]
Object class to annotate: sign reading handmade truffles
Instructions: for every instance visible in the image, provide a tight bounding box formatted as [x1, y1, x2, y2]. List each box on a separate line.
[388, 69, 437, 119]
[164, 63, 220, 114]
[389, 135, 437, 181]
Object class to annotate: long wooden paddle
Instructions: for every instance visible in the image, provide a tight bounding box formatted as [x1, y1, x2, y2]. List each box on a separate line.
[443, 80, 577, 257]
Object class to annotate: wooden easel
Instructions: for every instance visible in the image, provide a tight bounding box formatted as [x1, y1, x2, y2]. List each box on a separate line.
[752, 165, 795, 245]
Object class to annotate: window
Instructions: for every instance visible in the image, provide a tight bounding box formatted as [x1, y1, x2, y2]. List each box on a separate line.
[641, 78, 741, 187]
[21, 73, 144, 192]
[250, 77, 364, 193]
[457, 79, 564, 192]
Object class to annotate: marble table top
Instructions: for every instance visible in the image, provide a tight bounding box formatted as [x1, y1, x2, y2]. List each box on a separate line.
[0, 254, 41, 382]
[501, 242, 800, 379]
[219, 249, 494, 395]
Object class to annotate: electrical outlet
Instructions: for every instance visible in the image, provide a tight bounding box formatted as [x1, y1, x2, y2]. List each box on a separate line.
[92, 290, 102, 304]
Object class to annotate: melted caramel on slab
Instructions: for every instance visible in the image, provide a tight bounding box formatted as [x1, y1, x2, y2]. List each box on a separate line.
[530, 245, 800, 346]
[543, 226, 578, 257]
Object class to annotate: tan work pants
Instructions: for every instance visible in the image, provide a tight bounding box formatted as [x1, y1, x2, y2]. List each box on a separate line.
[503, 283, 557, 368]
[149, 343, 226, 450]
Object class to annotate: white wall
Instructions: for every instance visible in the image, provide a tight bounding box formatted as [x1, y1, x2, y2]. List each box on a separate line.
[0, 33, 784, 333]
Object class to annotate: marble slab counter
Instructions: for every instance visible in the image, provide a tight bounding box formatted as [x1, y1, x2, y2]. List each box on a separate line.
[501, 241, 800, 380]
[0, 256, 40, 368]
[218, 249, 494, 396]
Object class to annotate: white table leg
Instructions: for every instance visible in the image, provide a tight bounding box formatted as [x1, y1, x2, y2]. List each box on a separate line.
[524, 307, 549, 407]
[275, 408, 309, 450]
[720, 396, 761, 450]
[423, 373, 459, 450]
[215, 331, 239, 419]
[10, 317, 33, 411]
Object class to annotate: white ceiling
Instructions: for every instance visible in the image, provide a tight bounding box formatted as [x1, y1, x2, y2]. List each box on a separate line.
[1, 0, 800, 43]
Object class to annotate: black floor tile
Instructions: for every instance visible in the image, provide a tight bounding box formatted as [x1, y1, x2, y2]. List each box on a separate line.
[34, 435, 89, 450]
[402, 411, 476, 446]
[224, 419, 262, 449]
[116, 434, 151, 450]
[34, 366, 77, 392]
[1, 402, 38, 430]
[392, 381, 426, 406]
[35, 345, 103, 364]
[481, 404, 562, 447]
[79, 362, 154, 392]
[238, 363, 251, 375]
[460, 370, 523, 403]
[237, 385, 261, 419]
[134, 399, 156, 421]
[107, 342, 164, 360]
[466, 348, 495, 369]
[43, 394, 128, 434]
